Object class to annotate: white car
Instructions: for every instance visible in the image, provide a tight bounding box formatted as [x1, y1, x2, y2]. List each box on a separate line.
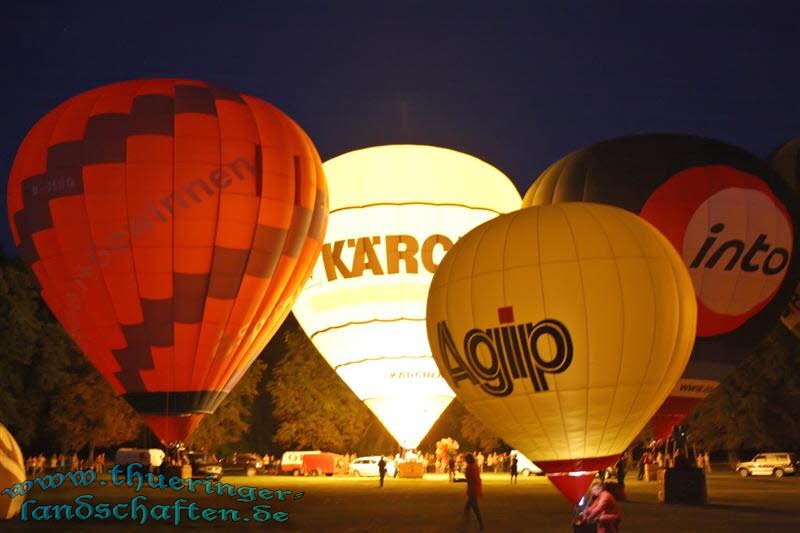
[736, 453, 798, 478]
[511, 450, 543, 476]
[349, 456, 397, 477]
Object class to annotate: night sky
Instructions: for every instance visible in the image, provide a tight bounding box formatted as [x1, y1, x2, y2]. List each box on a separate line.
[3, 0, 798, 254]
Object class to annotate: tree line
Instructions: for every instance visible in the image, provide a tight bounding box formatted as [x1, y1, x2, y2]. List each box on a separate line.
[1, 251, 798, 459]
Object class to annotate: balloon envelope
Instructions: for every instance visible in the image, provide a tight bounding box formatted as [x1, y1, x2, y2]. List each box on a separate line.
[427, 202, 697, 504]
[522, 135, 799, 439]
[0, 423, 25, 520]
[292, 145, 521, 449]
[770, 137, 800, 338]
[7, 79, 327, 443]
[771, 137, 800, 195]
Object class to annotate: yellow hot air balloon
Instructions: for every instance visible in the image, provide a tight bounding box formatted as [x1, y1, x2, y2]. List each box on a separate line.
[426, 202, 696, 503]
[0, 423, 25, 520]
[293, 145, 521, 449]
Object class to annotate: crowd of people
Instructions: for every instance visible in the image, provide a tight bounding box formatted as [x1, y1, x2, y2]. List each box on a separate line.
[636, 447, 712, 479]
[25, 452, 107, 476]
[433, 451, 519, 473]
[333, 450, 533, 478]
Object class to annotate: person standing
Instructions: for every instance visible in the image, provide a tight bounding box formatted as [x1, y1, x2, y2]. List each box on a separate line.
[695, 450, 703, 469]
[616, 455, 627, 488]
[378, 456, 387, 487]
[456, 454, 484, 530]
[510, 454, 519, 484]
[704, 451, 712, 473]
[637, 452, 647, 480]
[448, 455, 456, 482]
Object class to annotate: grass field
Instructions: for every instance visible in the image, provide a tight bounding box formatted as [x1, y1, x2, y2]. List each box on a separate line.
[3, 470, 798, 531]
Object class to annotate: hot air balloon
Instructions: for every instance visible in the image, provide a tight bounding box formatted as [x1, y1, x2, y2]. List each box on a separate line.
[770, 137, 800, 337]
[522, 134, 799, 440]
[6, 79, 328, 444]
[771, 137, 800, 195]
[292, 145, 521, 450]
[427, 202, 697, 504]
[0, 423, 25, 520]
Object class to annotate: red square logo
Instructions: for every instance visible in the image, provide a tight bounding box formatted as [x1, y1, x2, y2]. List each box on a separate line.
[497, 306, 514, 324]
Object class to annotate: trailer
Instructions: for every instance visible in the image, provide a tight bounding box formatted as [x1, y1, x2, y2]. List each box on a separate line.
[280, 451, 346, 476]
[302, 452, 347, 476]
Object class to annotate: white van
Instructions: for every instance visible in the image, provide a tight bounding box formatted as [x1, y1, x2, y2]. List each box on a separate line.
[511, 450, 543, 476]
[736, 453, 798, 478]
[115, 448, 166, 472]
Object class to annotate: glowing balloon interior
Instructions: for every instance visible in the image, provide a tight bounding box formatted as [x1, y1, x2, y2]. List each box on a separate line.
[427, 203, 697, 504]
[6, 79, 328, 444]
[293, 145, 521, 449]
[0, 423, 25, 520]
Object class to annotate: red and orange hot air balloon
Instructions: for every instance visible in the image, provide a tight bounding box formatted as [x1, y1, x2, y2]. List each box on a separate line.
[6, 79, 327, 444]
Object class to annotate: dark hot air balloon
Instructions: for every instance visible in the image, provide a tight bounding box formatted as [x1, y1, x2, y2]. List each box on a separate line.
[770, 137, 800, 337]
[522, 134, 799, 440]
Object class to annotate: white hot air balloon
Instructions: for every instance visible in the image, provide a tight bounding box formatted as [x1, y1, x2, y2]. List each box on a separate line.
[292, 145, 521, 449]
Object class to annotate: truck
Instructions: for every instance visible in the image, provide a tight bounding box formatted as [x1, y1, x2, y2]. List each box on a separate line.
[280, 451, 347, 476]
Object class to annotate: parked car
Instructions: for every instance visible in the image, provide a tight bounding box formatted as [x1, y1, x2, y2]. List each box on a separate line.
[736, 453, 798, 478]
[187, 451, 223, 480]
[220, 453, 265, 476]
[349, 456, 397, 477]
[511, 450, 543, 476]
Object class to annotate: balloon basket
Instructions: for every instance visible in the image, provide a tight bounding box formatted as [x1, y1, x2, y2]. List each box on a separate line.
[398, 462, 425, 478]
[657, 467, 707, 505]
[161, 464, 193, 480]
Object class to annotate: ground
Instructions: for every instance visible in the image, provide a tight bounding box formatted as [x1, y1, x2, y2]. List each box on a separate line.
[2, 470, 798, 531]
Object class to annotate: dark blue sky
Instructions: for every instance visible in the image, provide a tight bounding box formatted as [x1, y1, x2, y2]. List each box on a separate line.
[3, 0, 798, 253]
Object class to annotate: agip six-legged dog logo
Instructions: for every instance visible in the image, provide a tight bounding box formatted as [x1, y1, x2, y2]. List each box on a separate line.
[435, 306, 573, 397]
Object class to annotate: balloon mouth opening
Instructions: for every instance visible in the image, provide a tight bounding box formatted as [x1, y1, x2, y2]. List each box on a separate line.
[143, 414, 205, 444]
[546, 471, 598, 506]
[535, 454, 620, 475]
